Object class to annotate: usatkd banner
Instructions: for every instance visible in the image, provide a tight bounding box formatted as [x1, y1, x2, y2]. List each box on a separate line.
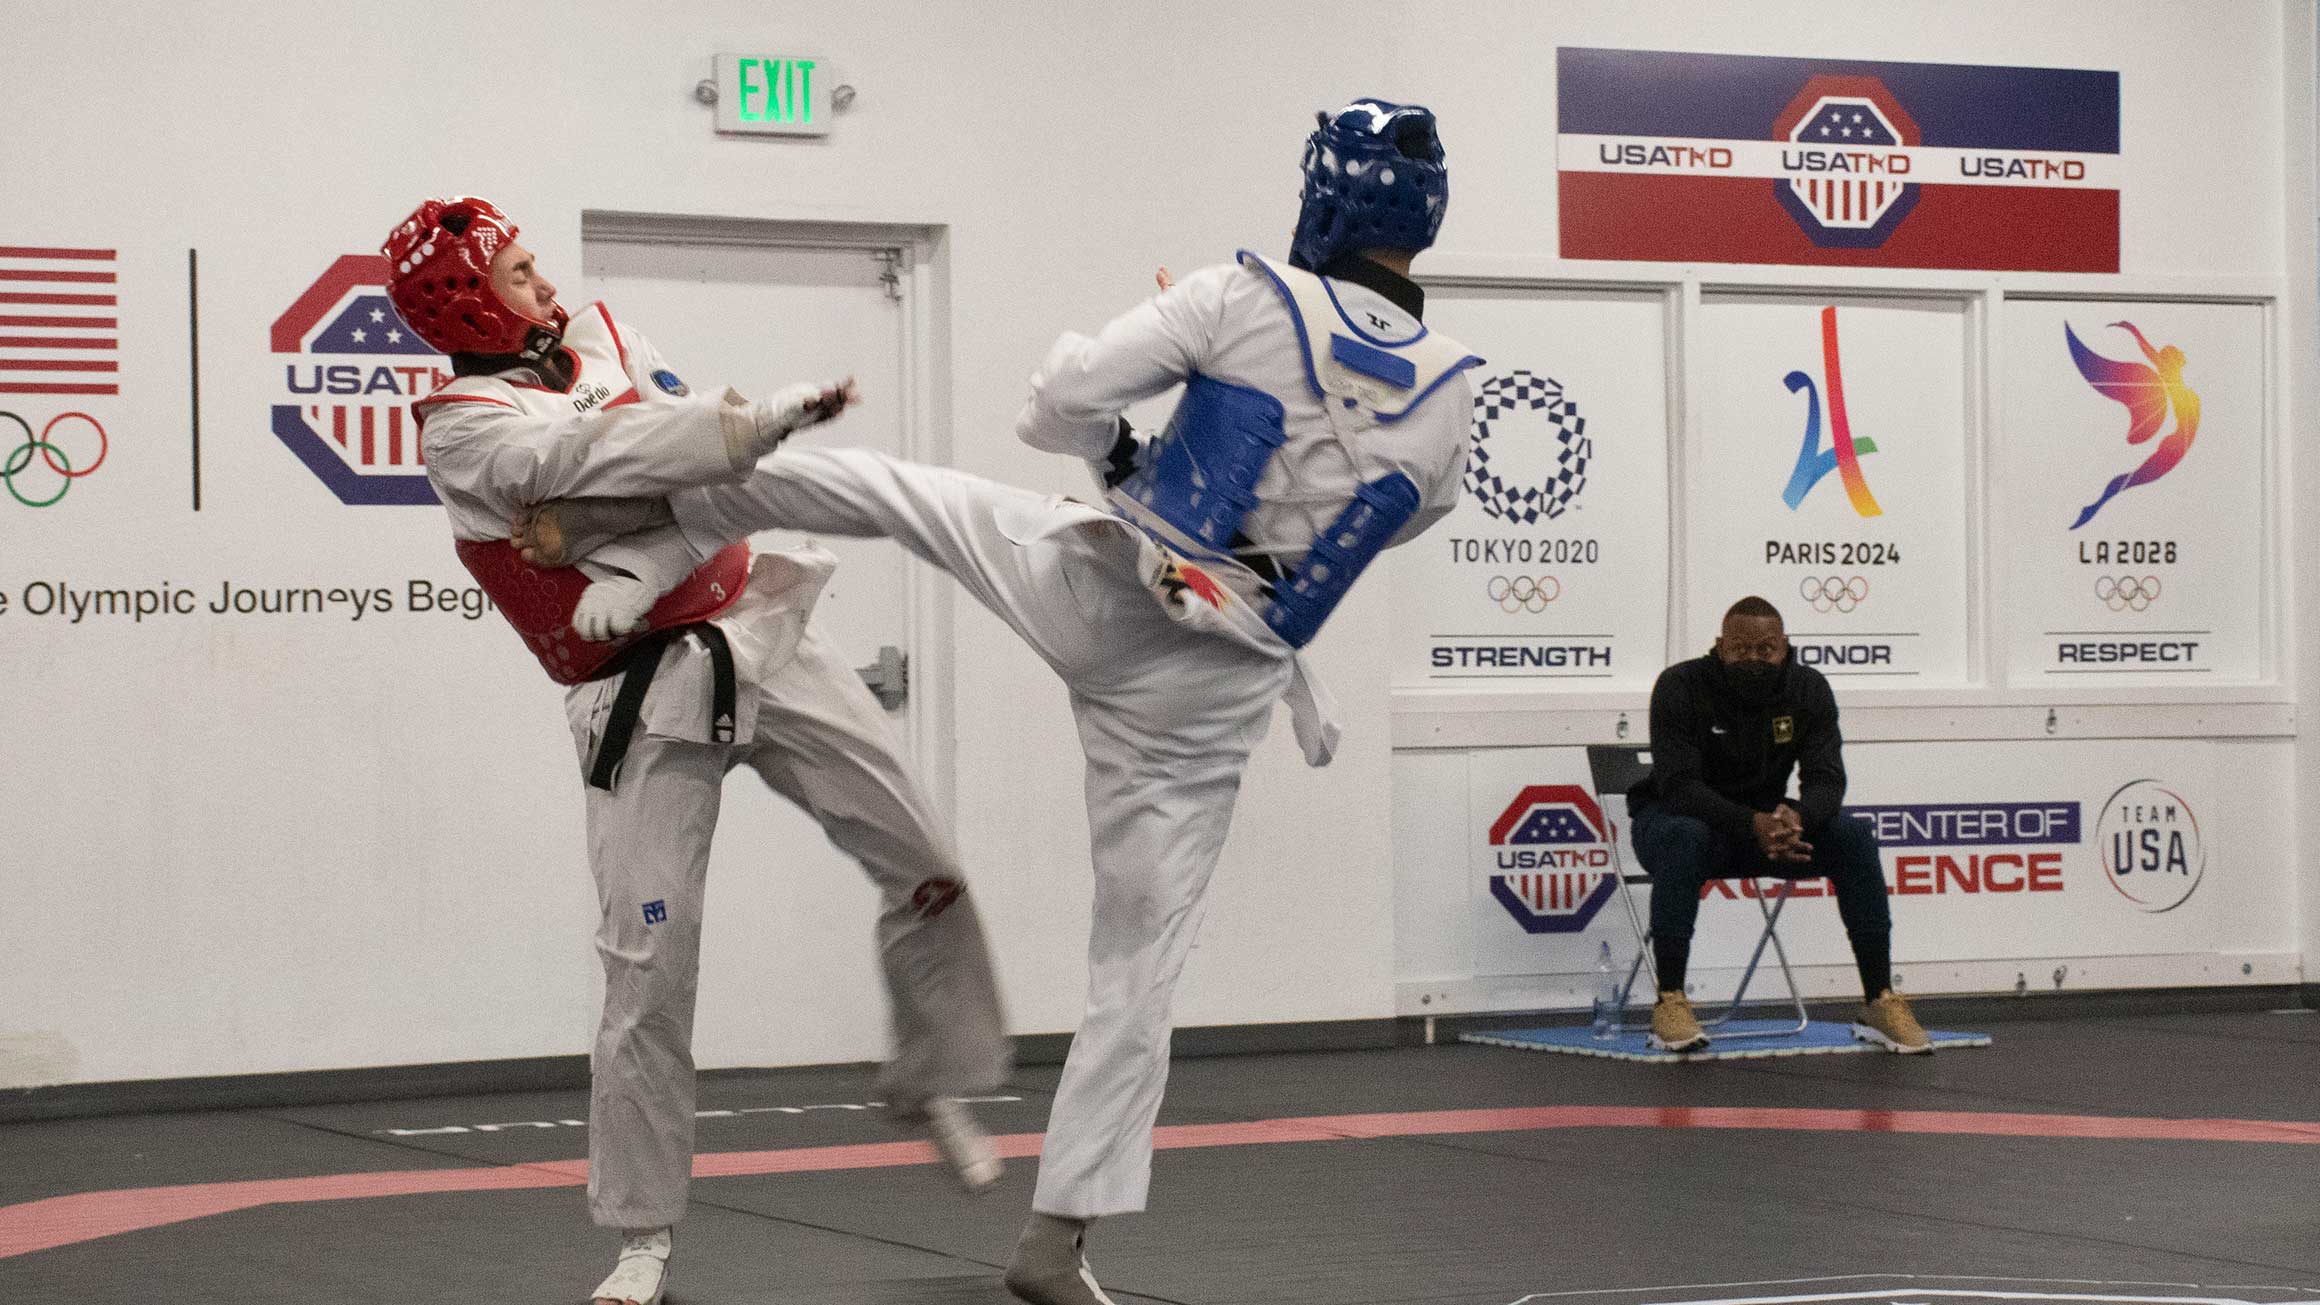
[1557, 47, 2120, 272]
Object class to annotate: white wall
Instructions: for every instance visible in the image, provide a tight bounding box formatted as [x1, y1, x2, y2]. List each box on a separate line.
[1383, 1, 2320, 1012]
[0, 0, 1421, 1087]
[2286, 0, 2320, 1002]
[0, 0, 2310, 1088]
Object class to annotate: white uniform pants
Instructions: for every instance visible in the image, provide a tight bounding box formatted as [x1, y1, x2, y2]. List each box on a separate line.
[677, 448, 1294, 1218]
[573, 620, 1008, 1230]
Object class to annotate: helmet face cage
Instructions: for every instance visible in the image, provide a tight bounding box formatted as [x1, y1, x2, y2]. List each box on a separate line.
[381, 196, 563, 357]
[1289, 99, 1448, 272]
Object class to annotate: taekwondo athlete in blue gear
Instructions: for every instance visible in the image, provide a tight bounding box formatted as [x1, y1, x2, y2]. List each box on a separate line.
[511, 96, 1483, 1305]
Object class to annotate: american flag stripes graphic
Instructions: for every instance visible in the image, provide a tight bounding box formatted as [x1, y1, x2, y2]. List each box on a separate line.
[1787, 101, 1904, 230]
[0, 247, 119, 397]
[1505, 873, 1602, 913]
[294, 291, 434, 471]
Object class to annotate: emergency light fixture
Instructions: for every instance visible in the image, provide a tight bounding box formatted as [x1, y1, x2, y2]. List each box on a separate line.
[712, 53, 832, 137]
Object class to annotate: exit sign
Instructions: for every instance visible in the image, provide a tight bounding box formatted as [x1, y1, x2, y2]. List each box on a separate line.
[714, 53, 831, 137]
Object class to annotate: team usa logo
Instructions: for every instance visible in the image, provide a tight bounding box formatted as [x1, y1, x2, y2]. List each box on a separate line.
[1466, 370, 1589, 524]
[1773, 76, 1921, 247]
[1486, 784, 1616, 934]
[2064, 321, 2197, 528]
[2096, 779, 2204, 912]
[270, 255, 448, 505]
[1781, 307, 1882, 517]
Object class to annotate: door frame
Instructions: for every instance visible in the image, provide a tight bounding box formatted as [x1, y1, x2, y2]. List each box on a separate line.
[579, 210, 959, 816]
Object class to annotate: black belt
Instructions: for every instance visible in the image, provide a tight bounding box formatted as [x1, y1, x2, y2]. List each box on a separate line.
[586, 623, 736, 791]
[1236, 550, 1286, 584]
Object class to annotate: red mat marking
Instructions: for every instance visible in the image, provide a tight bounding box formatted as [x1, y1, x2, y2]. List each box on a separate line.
[4, 1105, 2314, 1260]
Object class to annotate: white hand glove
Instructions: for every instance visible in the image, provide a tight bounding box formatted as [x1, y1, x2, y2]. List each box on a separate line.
[572, 573, 656, 643]
[730, 377, 857, 465]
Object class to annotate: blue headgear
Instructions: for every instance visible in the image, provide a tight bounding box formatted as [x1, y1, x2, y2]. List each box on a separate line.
[1288, 99, 1448, 272]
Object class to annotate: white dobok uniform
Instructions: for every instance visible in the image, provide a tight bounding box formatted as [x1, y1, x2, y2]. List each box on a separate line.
[416, 303, 1008, 1231]
[584, 254, 1477, 1218]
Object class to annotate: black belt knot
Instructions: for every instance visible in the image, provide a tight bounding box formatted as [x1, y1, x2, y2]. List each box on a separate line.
[586, 623, 736, 791]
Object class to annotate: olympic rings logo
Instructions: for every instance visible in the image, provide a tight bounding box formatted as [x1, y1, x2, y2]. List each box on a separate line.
[1487, 575, 1562, 612]
[1800, 574, 1869, 614]
[1, 410, 109, 508]
[2096, 575, 2162, 611]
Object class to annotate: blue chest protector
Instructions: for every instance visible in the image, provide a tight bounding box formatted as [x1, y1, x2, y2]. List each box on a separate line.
[1113, 374, 1286, 561]
[1108, 251, 1480, 649]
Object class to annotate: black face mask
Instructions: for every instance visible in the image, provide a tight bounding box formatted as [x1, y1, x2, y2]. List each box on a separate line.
[1722, 659, 1782, 706]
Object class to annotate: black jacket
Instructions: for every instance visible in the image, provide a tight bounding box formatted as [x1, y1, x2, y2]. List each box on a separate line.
[1630, 652, 1847, 841]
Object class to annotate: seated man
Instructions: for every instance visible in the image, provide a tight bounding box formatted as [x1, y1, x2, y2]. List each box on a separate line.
[1627, 596, 1929, 1054]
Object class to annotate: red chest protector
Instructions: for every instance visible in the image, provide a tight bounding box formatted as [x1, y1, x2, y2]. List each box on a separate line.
[420, 303, 752, 685]
[455, 538, 752, 685]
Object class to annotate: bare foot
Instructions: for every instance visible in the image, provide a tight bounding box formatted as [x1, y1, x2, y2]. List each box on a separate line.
[511, 505, 569, 567]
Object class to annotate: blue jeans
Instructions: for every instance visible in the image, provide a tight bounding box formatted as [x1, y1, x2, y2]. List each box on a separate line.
[1630, 805, 1891, 947]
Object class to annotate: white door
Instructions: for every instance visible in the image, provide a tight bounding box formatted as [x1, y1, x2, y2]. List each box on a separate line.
[581, 221, 941, 1069]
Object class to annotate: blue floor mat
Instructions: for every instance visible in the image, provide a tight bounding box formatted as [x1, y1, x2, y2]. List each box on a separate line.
[1460, 1018, 1992, 1061]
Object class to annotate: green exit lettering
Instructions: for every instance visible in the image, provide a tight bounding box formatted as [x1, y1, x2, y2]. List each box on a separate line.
[738, 57, 815, 125]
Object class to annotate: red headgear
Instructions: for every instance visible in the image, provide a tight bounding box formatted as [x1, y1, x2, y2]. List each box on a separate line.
[381, 196, 567, 358]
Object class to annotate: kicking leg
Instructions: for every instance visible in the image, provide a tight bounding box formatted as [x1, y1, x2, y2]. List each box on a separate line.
[740, 622, 1012, 1186]
[677, 448, 1115, 676]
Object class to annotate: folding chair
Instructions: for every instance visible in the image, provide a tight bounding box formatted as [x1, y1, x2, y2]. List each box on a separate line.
[1584, 743, 1809, 1040]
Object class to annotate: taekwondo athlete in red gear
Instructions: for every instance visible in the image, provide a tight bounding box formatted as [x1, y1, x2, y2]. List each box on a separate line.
[513, 99, 1480, 1305]
[382, 197, 1010, 1305]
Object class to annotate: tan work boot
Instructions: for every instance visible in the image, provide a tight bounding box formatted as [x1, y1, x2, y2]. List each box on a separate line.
[1853, 988, 1933, 1053]
[1648, 990, 1710, 1053]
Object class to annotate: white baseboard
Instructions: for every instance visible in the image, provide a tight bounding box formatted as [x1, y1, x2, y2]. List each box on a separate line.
[1395, 951, 2304, 1016]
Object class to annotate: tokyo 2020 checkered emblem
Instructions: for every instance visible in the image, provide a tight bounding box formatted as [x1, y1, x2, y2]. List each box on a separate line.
[1467, 370, 1589, 524]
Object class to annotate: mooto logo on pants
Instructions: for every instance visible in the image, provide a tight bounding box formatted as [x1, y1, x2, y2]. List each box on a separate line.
[2096, 778, 2204, 912]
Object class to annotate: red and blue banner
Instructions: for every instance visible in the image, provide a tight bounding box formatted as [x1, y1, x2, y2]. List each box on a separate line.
[1557, 48, 2120, 272]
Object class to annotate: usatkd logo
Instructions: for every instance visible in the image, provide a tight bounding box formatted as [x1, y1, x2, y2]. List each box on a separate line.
[1487, 784, 1615, 934]
[270, 255, 449, 505]
[1772, 76, 1923, 248]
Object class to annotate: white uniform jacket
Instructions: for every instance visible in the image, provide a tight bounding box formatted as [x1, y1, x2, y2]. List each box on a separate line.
[1014, 255, 1475, 566]
[1008, 255, 1477, 764]
[417, 303, 834, 747]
